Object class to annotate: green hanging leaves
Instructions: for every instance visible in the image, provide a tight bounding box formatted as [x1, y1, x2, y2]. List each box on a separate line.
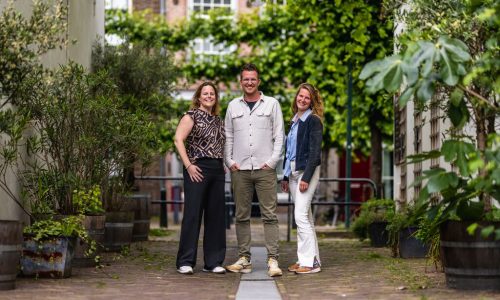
[360, 35, 472, 104]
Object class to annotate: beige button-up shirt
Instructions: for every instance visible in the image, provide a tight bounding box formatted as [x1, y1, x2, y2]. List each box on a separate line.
[224, 92, 284, 170]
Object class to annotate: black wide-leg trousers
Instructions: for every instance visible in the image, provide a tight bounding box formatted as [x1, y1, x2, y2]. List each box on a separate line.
[176, 158, 226, 269]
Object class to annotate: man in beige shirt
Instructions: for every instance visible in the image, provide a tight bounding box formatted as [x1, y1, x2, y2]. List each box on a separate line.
[224, 63, 284, 277]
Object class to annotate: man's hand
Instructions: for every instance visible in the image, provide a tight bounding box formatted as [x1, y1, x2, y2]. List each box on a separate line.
[261, 163, 271, 170]
[229, 163, 240, 172]
[281, 181, 289, 193]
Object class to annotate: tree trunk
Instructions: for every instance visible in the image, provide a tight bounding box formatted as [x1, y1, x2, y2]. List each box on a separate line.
[476, 107, 491, 212]
[369, 116, 383, 199]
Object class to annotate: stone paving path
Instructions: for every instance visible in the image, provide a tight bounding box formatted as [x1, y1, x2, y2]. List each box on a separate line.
[236, 247, 281, 300]
[1, 220, 500, 299]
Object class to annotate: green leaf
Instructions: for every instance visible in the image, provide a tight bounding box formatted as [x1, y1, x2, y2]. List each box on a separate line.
[450, 88, 464, 106]
[412, 41, 437, 77]
[401, 61, 418, 86]
[359, 60, 384, 81]
[439, 47, 460, 86]
[427, 172, 458, 193]
[383, 61, 403, 92]
[441, 140, 476, 176]
[466, 223, 478, 235]
[422, 167, 446, 177]
[360, 56, 403, 94]
[448, 98, 470, 128]
[398, 86, 415, 107]
[438, 36, 471, 62]
[457, 200, 484, 221]
[416, 77, 435, 102]
[468, 157, 485, 172]
[480, 226, 495, 238]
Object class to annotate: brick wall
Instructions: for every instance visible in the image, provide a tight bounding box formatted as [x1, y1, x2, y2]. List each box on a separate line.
[133, 0, 161, 15]
[166, 0, 187, 24]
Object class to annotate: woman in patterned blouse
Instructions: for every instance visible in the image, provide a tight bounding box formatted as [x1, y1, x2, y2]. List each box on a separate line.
[174, 82, 227, 275]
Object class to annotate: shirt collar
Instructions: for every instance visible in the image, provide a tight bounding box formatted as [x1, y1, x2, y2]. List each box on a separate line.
[293, 109, 312, 123]
[239, 91, 264, 103]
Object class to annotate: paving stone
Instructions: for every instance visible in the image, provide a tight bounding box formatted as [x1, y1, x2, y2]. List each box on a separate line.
[1, 219, 499, 300]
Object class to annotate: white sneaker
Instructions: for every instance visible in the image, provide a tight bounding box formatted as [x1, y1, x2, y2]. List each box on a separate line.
[225, 257, 252, 273]
[202, 266, 226, 274]
[267, 258, 283, 277]
[177, 266, 193, 274]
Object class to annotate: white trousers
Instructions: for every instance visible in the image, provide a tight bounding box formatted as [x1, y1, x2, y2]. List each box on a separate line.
[289, 161, 321, 267]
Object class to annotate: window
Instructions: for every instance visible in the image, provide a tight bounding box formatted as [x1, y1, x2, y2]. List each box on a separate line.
[191, 0, 234, 14]
[192, 38, 234, 56]
[188, 0, 236, 57]
[430, 101, 440, 168]
[105, 0, 128, 10]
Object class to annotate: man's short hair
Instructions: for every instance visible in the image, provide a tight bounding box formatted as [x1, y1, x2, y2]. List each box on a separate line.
[240, 63, 259, 79]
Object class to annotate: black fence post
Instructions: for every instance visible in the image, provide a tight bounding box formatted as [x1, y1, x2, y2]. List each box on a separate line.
[160, 188, 167, 228]
[172, 186, 180, 225]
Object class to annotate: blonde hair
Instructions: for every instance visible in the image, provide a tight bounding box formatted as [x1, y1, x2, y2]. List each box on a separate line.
[191, 81, 220, 115]
[292, 83, 324, 122]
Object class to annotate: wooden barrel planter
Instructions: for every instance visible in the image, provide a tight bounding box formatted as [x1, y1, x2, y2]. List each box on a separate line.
[104, 211, 133, 252]
[368, 221, 389, 247]
[73, 215, 105, 267]
[440, 220, 500, 290]
[21, 236, 76, 278]
[0, 220, 23, 290]
[124, 194, 151, 242]
[398, 227, 429, 258]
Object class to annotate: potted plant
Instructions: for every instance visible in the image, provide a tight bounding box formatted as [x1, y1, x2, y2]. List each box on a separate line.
[352, 199, 395, 247]
[20, 215, 89, 278]
[386, 205, 429, 259]
[72, 186, 105, 267]
[360, 1, 499, 289]
[100, 178, 135, 252]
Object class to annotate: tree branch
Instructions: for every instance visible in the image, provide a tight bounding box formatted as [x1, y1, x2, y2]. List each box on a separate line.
[458, 85, 496, 110]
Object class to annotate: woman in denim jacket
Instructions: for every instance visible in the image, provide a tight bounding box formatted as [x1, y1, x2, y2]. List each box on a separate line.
[281, 83, 323, 274]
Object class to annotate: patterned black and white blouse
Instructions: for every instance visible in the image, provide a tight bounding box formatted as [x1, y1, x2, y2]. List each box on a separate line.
[185, 109, 225, 162]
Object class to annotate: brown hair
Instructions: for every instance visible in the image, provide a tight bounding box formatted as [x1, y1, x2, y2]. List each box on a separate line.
[240, 63, 260, 79]
[191, 81, 220, 115]
[292, 83, 324, 122]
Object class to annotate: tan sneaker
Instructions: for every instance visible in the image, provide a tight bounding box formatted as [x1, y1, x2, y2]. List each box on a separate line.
[287, 263, 300, 272]
[267, 258, 283, 277]
[225, 257, 252, 273]
[295, 266, 321, 274]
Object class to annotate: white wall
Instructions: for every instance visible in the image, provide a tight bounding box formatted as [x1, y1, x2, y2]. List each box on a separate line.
[0, 0, 104, 222]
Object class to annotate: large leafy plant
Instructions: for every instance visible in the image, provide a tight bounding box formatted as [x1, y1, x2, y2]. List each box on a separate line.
[0, 0, 67, 215]
[360, 1, 499, 238]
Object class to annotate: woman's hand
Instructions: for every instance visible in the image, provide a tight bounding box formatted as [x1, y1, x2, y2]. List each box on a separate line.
[299, 180, 309, 193]
[281, 181, 289, 193]
[187, 164, 203, 182]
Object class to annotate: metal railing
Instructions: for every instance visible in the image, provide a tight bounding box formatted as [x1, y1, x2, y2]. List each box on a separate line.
[135, 176, 378, 242]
